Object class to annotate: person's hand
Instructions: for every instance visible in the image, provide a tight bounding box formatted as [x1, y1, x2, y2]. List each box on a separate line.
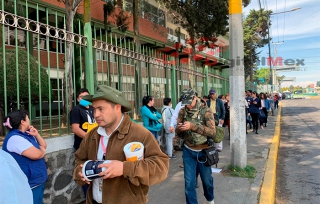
[78, 164, 91, 184]
[219, 119, 224, 125]
[26, 126, 40, 137]
[177, 121, 192, 131]
[253, 101, 257, 104]
[98, 160, 124, 179]
[169, 126, 174, 133]
[248, 113, 250, 116]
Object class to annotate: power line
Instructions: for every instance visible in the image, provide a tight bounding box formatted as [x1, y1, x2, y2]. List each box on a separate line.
[276, 0, 279, 42]
[283, 0, 287, 42]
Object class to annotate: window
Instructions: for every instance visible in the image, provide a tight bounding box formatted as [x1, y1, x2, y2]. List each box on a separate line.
[123, 0, 133, 12]
[50, 78, 63, 102]
[32, 34, 64, 53]
[96, 50, 116, 62]
[167, 27, 174, 35]
[141, 2, 166, 27]
[4, 26, 26, 48]
[180, 33, 186, 40]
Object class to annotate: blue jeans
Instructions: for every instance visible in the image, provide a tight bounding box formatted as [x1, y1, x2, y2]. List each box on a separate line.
[150, 130, 158, 140]
[183, 146, 214, 204]
[32, 183, 45, 204]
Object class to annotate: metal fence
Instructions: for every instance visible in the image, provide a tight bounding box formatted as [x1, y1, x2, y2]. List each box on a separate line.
[0, 1, 229, 138]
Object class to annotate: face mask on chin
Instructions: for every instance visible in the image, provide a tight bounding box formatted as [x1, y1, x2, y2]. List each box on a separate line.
[79, 99, 91, 107]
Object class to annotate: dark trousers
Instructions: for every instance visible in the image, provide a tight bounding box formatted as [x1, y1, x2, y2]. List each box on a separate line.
[260, 108, 268, 126]
[93, 200, 102, 204]
[251, 113, 259, 131]
[274, 100, 279, 109]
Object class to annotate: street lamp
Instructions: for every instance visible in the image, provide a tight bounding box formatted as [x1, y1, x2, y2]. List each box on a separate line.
[267, 7, 301, 92]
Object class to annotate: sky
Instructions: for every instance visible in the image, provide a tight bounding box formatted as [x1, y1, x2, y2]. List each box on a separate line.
[243, 0, 320, 88]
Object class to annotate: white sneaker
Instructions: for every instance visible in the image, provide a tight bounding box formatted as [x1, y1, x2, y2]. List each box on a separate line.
[208, 200, 215, 204]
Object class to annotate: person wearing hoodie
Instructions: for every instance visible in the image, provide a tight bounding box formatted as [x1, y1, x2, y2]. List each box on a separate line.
[161, 98, 176, 159]
[140, 95, 162, 140]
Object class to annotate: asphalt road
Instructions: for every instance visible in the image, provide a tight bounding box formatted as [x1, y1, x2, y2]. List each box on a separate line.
[276, 99, 320, 204]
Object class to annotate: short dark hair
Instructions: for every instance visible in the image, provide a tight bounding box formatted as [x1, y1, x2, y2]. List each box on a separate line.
[142, 95, 153, 106]
[203, 95, 209, 99]
[218, 95, 223, 99]
[248, 90, 253, 93]
[163, 98, 171, 106]
[4, 110, 29, 130]
[77, 88, 89, 98]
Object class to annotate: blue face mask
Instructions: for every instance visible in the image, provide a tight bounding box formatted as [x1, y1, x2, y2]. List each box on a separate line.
[79, 99, 91, 107]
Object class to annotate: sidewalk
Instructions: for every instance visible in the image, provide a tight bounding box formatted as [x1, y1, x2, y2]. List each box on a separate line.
[148, 108, 279, 204]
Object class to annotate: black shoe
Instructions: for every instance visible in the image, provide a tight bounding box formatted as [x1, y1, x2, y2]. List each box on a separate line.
[255, 131, 259, 134]
[265, 124, 267, 127]
[169, 154, 177, 159]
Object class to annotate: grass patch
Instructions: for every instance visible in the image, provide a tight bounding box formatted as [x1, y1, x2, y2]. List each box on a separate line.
[224, 164, 257, 179]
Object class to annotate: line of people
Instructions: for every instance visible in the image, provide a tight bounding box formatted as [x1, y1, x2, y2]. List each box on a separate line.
[245, 90, 274, 134]
[3, 85, 279, 204]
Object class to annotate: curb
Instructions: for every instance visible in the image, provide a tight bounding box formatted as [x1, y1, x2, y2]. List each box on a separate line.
[259, 102, 282, 204]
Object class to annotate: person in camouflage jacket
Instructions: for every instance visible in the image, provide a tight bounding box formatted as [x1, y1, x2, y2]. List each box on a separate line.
[176, 88, 216, 204]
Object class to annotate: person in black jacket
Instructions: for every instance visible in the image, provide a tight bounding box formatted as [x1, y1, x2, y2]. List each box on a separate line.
[248, 91, 261, 134]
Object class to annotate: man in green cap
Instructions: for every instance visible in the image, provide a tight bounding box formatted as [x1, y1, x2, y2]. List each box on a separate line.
[73, 85, 169, 204]
[176, 88, 216, 204]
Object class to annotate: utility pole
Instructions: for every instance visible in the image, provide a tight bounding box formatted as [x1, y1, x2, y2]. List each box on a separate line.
[272, 42, 282, 92]
[229, 0, 247, 168]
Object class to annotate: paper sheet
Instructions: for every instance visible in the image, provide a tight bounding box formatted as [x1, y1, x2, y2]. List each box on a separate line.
[211, 168, 222, 173]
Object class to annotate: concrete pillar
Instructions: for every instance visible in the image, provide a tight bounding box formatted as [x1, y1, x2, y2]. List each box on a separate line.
[229, 0, 247, 168]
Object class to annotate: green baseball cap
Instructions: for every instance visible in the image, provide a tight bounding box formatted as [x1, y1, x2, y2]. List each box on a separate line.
[82, 85, 132, 112]
[180, 88, 196, 105]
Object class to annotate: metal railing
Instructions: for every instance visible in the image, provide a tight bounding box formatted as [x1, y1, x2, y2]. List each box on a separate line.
[0, 1, 230, 139]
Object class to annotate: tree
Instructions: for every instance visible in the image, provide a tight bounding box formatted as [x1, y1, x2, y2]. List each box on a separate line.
[58, 0, 83, 127]
[243, 9, 271, 81]
[289, 85, 294, 92]
[0, 48, 51, 135]
[253, 67, 270, 85]
[103, 0, 130, 33]
[156, 0, 229, 89]
[276, 75, 285, 84]
[316, 81, 320, 87]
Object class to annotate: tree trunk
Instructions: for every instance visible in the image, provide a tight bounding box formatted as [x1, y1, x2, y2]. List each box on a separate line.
[133, 0, 142, 119]
[61, 11, 75, 127]
[0, 106, 5, 136]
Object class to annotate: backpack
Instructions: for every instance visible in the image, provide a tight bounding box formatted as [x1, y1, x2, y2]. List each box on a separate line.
[214, 125, 225, 143]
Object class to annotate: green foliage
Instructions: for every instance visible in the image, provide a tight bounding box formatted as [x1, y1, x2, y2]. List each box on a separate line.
[225, 164, 257, 179]
[157, 0, 228, 46]
[276, 75, 285, 84]
[243, 9, 272, 78]
[253, 67, 270, 85]
[281, 85, 303, 92]
[103, 0, 130, 33]
[0, 48, 51, 106]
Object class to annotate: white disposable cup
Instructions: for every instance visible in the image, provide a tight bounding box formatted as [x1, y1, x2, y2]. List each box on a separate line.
[123, 142, 144, 161]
